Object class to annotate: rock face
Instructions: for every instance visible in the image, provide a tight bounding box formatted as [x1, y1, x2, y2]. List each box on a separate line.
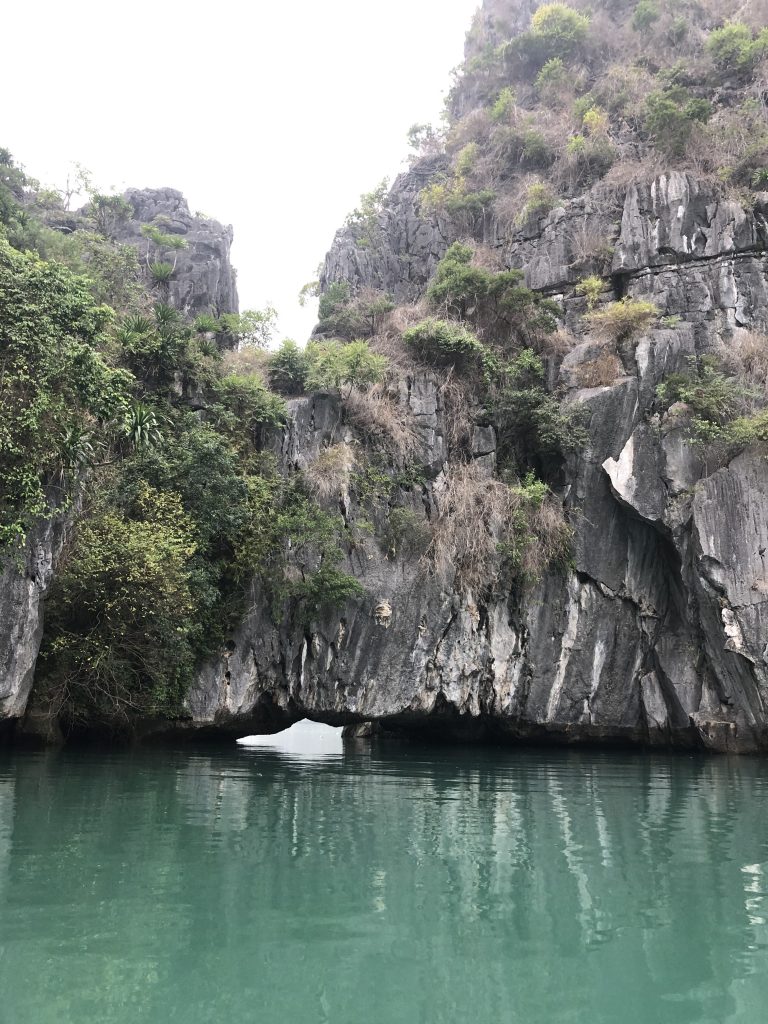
[0, 512, 71, 736]
[7, 5, 768, 754]
[117, 187, 238, 317]
[171, 163, 768, 755]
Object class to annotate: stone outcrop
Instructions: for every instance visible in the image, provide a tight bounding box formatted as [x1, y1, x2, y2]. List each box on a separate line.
[117, 187, 238, 317]
[6, 2, 768, 754]
[0, 509, 72, 736]
[167, 161, 768, 754]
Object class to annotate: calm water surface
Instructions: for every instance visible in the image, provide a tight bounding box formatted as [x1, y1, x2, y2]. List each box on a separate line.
[1, 725, 768, 1023]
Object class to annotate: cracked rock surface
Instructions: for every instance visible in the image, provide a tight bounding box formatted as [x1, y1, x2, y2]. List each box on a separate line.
[177, 162, 768, 754]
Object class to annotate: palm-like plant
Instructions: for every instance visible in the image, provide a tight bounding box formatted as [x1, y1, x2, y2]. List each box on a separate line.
[58, 425, 97, 470]
[121, 401, 164, 450]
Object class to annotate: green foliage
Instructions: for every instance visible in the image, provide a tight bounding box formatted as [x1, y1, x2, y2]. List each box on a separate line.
[298, 280, 319, 306]
[632, 0, 660, 32]
[584, 297, 659, 341]
[707, 23, 768, 77]
[238, 477, 363, 620]
[219, 307, 277, 348]
[505, 2, 590, 73]
[88, 194, 132, 239]
[382, 507, 431, 559]
[419, 178, 496, 220]
[121, 401, 164, 450]
[345, 179, 389, 249]
[492, 349, 588, 471]
[316, 283, 394, 339]
[194, 313, 220, 333]
[426, 242, 494, 315]
[209, 374, 287, 438]
[407, 123, 443, 155]
[575, 275, 603, 309]
[535, 57, 566, 92]
[655, 358, 768, 453]
[403, 318, 488, 369]
[645, 86, 712, 158]
[304, 340, 387, 394]
[517, 182, 558, 223]
[41, 482, 200, 721]
[530, 2, 590, 54]
[268, 339, 310, 395]
[149, 260, 174, 282]
[77, 233, 143, 309]
[0, 240, 132, 548]
[656, 357, 747, 424]
[491, 86, 517, 122]
[455, 142, 479, 176]
[427, 241, 559, 337]
[140, 223, 188, 250]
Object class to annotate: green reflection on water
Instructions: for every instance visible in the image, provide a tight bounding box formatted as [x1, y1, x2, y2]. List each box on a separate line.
[1, 739, 767, 1024]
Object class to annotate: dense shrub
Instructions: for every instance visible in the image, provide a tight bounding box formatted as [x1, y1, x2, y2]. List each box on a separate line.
[656, 357, 747, 424]
[707, 23, 768, 78]
[492, 349, 588, 472]
[584, 297, 659, 341]
[419, 178, 496, 220]
[268, 339, 310, 395]
[403, 318, 488, 368]
[575, 275, 604, 309]
[41, 483, 201, 721]
[345, 178, 389, 249]
[427, 241, 559, 337]
[304, 339, 387, 394]
[0, 240, 132, 548]
[517, 181, 558, 223]
[317, 283, 394, 339]
[645, 86, 712, 158]
[632, 0, 659, 31]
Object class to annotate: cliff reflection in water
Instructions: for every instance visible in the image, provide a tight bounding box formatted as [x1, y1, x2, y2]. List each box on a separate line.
[1, 740, 768, 1024]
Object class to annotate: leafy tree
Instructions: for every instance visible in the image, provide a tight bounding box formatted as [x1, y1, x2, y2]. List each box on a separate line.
[345, 179, 389, 248]
[317, 283, 394, 339]
[219, 306, 278, 348]
[492, 349, 588, 472]
[268, 339, 310, 395]
[89, 193, 132, 239]
[707, 23, 768, 77]
[0, 240, 132, 548]
[40, 482, 201, 722]
[305, 340, 387, 395]
[403, 318, 488, 369]
[645, 86, 711, 157]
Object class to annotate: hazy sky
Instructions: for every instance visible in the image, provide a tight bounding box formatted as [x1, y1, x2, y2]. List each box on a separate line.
[4, 0, 478, 342]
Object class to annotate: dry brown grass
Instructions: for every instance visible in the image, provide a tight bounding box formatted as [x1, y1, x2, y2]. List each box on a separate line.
[303, 443, 356, 502]
[436, 371, 474, 455]
[344, 384, 421, 460]
[574, 349, 623, 388]
[566, 216, 615, 271]
[492, 174, 544, 233]
[427, 462, 572, 594]
[446, 107, 493, 154]
[721, 329, 768, 397]
[222, 346, 270, 384]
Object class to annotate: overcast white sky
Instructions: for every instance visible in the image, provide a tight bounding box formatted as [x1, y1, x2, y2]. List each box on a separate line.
[4, 0, 478, 342]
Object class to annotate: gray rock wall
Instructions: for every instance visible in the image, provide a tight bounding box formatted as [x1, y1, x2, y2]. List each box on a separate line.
[179, 168, 768, 753]
[0, 512, 71, 732]
[117, 187, 238, 317]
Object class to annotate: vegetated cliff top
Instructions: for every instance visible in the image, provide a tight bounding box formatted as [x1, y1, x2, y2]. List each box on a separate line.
[410, 0, 768, 229]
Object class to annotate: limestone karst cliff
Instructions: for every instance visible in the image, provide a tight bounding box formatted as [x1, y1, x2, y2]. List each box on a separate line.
[4, 0, 768, 751]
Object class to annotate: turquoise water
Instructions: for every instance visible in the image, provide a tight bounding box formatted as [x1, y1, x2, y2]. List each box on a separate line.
[2, 730, 768, 1024]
